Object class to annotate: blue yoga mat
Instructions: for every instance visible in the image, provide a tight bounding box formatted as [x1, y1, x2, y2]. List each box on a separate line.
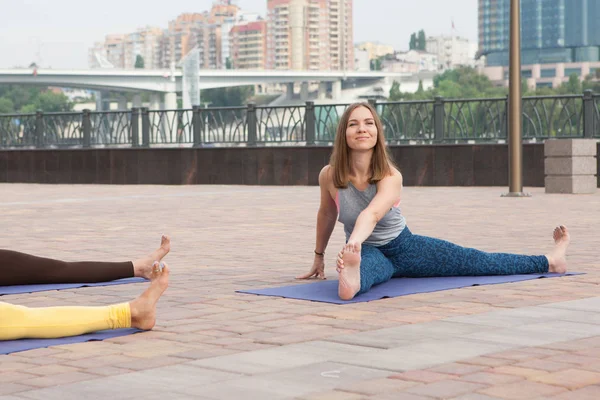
[0, 328, 142, 355]
[0, 277, 147, 296]
[237, 273, 582, 304]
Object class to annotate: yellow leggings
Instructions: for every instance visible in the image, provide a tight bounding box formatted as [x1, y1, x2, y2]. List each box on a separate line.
[0, 301, 131, 341]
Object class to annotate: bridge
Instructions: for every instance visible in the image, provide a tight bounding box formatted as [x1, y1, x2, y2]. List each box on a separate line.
[0, 68, 411, 110]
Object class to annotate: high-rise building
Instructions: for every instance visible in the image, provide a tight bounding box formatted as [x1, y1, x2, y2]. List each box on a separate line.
[123, 27, 163, 69]
[230, 20, 267, 69]
[103, 34, 126, 68]
[221, 12, 261, 68]
[160, 13, 205, 69]
[266, 0, 353, 71]
[479, 0, 600, 66]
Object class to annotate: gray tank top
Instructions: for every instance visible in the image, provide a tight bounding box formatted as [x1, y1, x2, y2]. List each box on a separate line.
[337, 182, 406, 247]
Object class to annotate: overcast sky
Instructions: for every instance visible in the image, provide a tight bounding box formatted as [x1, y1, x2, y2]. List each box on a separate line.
[0, 0, 478, 69]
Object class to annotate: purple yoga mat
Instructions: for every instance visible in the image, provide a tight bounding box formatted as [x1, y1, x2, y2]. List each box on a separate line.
[0, 328, 142, 354]
[237, 273, 582, 304]
[0, 277, 147, 296]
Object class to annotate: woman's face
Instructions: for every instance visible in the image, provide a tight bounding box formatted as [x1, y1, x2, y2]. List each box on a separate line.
[345, 106, 378, 151]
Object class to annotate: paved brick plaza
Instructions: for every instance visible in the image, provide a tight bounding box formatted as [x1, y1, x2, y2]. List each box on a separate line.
[1, 183, 600, 399]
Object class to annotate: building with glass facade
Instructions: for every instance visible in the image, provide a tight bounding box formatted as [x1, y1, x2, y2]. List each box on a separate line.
[479, 0, 600, 66]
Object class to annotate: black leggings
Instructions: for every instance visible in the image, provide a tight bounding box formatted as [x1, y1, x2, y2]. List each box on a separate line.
[0, 249, 134, 286]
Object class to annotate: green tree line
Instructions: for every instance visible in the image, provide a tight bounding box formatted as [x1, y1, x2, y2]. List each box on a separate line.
[0, 85, 73, 114]
[388, 66, 600, 101]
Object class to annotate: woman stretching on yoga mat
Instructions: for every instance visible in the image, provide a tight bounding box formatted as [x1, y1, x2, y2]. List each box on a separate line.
[297, 102, 571, 301]
[0, 235, 170, 286]
[0, 262, 170, 340]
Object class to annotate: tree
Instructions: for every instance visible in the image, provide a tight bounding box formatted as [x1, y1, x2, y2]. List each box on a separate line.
[417, 80, 424, 93]
[35, 91, 72, 112]
[389, 81, 401, 100]
[370, 57, 382, 71]
[583, 73, 600, 93]
[135, 55, 145, 69]
[0, 85, 74, 113]
[409, 33, 417, 50]
[225, 57, 232, 69]
[558, 74, 582, 94]
[200, 86, 255, 107]
[417, 30, 427, 51]
[0, 98, 14, 114]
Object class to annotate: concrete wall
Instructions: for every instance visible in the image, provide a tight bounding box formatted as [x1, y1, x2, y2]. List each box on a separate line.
[0, 143, 597, 187]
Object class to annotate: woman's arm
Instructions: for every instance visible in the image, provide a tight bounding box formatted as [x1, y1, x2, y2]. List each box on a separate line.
[297, 165, 338, 279]
[347, 171, 403, 246]
[314, 166, 338, 253]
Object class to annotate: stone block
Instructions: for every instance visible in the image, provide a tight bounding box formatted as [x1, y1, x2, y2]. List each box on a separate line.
[544, 139, 598, 157]
[544, 156, 597, 175]
[545, 175, 597, 194]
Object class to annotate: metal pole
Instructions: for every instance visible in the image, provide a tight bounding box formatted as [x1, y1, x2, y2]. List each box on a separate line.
[503, 0, 530, 197]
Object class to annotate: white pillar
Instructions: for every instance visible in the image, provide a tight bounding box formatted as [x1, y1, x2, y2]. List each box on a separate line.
[286, 83, 295, 100]
[318, 82, 327, 100]
[150, 93, 161, 111]
[95, 91, 110, 111]
[95, 91, 102, 111]
[300, 82, 309, 101]
[331, 80, 342, 100]
[117, 97, 127, 111]
[132, 94, 142, 108]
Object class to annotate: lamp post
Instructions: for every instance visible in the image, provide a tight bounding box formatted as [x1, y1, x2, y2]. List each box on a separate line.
[503, 0, 531, 197]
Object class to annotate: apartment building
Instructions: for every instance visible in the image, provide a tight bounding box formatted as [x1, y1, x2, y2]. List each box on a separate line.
[123, 27, 163, 69]
[230, 20, 267, 69]
[266, 0, 353, 71]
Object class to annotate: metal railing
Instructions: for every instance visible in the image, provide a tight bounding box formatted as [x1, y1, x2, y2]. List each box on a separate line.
[1, 90, 600, 149]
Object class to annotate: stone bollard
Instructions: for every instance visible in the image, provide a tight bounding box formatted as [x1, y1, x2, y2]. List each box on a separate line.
[544, 139, 597, 194]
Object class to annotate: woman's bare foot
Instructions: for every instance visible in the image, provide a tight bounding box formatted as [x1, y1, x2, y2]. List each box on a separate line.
[546, 225, 570, 274]
[129, 263, 170, 330]
[338, 250, 361, 300]
[133, 234, 171, 280]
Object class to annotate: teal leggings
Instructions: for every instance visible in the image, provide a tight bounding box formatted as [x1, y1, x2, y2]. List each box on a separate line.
[358, 226, 549, 294]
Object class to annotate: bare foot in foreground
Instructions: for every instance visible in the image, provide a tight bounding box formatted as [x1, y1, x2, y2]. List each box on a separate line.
[133, 234, 171, 279]
[546, 225, 570, 274]
[338, 250, 361, 300]
[129, 263, 170, 330]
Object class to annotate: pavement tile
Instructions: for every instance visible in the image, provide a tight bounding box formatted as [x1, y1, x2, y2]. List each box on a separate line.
[24, 372, 99, 388]
[299, 390, 367, 400]
[479, 381, 568, 399]
[460, 356, 515, 368]
[427, 363, 490, 376]
[547, 385, 600, 400]
[340, 377, 420, 395]
[530, 368, 600, 389]
[0, 384, 34, 396]
[449, 395, 506, 400]
[0, 372, 38, 384]
[390, 370, 457, 383]
[514, 359, 576, 372]
[459, 371, 524, 385]
[198, 361, 391, 399]
[26, 365, 80, 376]
[405, 380, 487, 398]
[491, 365, 550, 378]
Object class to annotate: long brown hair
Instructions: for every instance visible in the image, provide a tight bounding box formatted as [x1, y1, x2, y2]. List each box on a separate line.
[329, 102, 395, 188]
